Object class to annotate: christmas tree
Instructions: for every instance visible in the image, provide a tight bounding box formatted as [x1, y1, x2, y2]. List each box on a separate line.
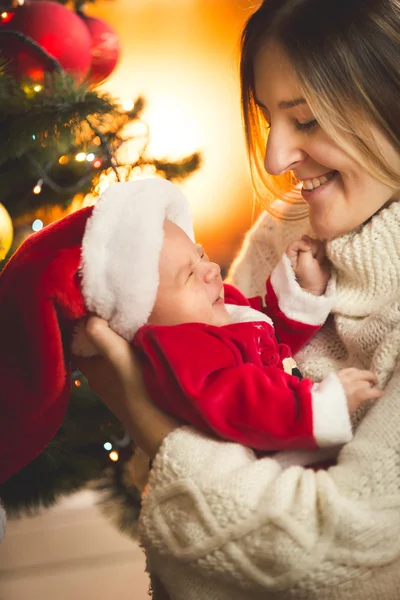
[0, 0, 200, 537]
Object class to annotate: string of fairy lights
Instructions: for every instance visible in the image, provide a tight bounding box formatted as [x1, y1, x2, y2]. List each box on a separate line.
[0, 1, 149, 237]
[72, 373, 126, 463]
[16, 77, 152, 233]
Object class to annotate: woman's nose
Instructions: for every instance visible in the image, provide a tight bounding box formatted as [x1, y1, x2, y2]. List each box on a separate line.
[203, 261, 221, 283]
[264, 128, 306, 176]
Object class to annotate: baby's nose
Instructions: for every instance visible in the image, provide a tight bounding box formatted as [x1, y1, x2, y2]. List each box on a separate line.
[204, 261, 221, 282]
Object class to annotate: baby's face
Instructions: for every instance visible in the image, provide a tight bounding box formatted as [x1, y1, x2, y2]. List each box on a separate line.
[148, 221, 231, 327]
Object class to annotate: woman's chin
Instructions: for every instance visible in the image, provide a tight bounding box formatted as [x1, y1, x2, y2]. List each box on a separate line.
[309, 218, 335, 242]
[309, 209, 349, 242]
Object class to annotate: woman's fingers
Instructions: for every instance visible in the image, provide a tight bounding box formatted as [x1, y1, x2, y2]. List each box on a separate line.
[85, 316, 140, 386]
[85, 316, 122, 358]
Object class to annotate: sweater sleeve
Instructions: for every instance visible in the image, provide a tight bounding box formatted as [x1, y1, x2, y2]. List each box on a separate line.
[139, 364, 400, 595]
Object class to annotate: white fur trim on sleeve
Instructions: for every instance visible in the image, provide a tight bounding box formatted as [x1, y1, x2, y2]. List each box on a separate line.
[312, 373, 352, 448]
[270, 253, 336, 326]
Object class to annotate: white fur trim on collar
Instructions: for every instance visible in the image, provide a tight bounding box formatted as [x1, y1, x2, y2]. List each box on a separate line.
[226, 304, 273, 327]
[80, 178, 194, 341]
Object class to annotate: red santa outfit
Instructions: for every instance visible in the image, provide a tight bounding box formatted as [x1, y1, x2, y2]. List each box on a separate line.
[134, 255, 352, 452]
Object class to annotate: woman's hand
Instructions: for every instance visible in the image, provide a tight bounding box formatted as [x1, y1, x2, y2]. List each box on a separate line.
[73, 317, 180, 459]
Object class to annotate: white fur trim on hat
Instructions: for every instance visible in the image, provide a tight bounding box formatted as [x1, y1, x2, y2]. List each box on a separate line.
[80, 178, 194, 341]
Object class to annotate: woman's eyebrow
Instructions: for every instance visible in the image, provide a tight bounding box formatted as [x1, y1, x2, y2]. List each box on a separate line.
[254, 97, 306, 110]
[279, 98, 306, 109]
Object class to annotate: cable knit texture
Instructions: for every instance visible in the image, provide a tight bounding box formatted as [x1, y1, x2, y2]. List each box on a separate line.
[139, 199, 400, 600]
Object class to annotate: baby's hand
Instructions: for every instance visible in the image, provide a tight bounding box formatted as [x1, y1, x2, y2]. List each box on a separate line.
[337, 368, 383, 415]
[286, 235, 330, 295]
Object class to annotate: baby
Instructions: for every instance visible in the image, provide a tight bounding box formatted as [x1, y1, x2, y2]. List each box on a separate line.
[133, 219, 381, 452]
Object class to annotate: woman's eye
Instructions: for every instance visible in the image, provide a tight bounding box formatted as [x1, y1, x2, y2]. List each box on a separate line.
[295, 119, 318, 132]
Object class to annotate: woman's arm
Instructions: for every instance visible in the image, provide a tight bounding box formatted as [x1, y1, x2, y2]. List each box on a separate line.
[140, 367, 400, 592]
[75, 318, 179, 460]
[79, 318, 400, 594]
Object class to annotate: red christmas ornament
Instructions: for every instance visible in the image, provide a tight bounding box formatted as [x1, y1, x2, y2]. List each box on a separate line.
[80, 15, 120, 85]
[0, 1, 92, 82]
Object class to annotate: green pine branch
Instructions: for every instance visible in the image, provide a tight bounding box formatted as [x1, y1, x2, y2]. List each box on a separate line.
[0, 24, 201, 525]
[0, 67, 201, 219]
[0, 71, 118, 164]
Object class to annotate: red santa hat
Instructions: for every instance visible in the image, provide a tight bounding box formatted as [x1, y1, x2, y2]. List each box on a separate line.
[0, 178, 194, 483]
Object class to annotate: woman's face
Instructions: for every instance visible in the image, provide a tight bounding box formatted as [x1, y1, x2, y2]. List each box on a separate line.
[253, 43, 400, 240]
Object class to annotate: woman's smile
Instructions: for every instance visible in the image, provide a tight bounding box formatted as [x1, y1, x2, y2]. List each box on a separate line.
[299, 170, 339, 202]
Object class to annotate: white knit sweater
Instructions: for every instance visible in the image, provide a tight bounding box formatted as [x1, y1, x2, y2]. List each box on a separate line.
[139, 199, 400, 600]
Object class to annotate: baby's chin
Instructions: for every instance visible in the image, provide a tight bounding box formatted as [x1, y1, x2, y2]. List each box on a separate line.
[212, 301, 231, 326]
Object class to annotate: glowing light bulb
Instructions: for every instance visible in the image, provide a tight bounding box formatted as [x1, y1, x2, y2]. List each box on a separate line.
[33, 84, 42, 93]
[32, 219, 43, 232]
[104, 442, 112, 451]
[109, 450, 119, 462]
[1, 12, 13, 23]
[86, 153, 95, 162]
[58, 155, 69, 165]
[32, 179, 43, 195]
[122, 100, 134, 111]
[93, 159, 102, 168]
[74, 379, 81, 387]
[75, 152, 86, 162]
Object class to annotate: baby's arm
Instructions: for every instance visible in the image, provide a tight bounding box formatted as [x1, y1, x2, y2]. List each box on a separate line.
[134, 325, 381, 451]
[257, 242, 336, 356]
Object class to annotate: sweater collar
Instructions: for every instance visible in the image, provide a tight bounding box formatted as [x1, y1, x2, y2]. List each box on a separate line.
[326, 201, 400, 316]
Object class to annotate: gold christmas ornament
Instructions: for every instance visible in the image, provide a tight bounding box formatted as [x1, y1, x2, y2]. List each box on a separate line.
[0, 204, 13, 260]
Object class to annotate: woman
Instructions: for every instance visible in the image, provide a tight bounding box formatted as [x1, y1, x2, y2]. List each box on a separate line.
[78, 0, 400, 598]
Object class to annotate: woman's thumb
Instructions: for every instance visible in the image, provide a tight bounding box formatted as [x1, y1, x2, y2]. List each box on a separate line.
[85, 316, 134, 380]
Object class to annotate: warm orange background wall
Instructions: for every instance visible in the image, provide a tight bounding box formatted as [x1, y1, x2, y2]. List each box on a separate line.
[89, 0, 262, 269]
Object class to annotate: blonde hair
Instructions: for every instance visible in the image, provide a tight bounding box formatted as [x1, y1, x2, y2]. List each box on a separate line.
[240, 0, 400, 216]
